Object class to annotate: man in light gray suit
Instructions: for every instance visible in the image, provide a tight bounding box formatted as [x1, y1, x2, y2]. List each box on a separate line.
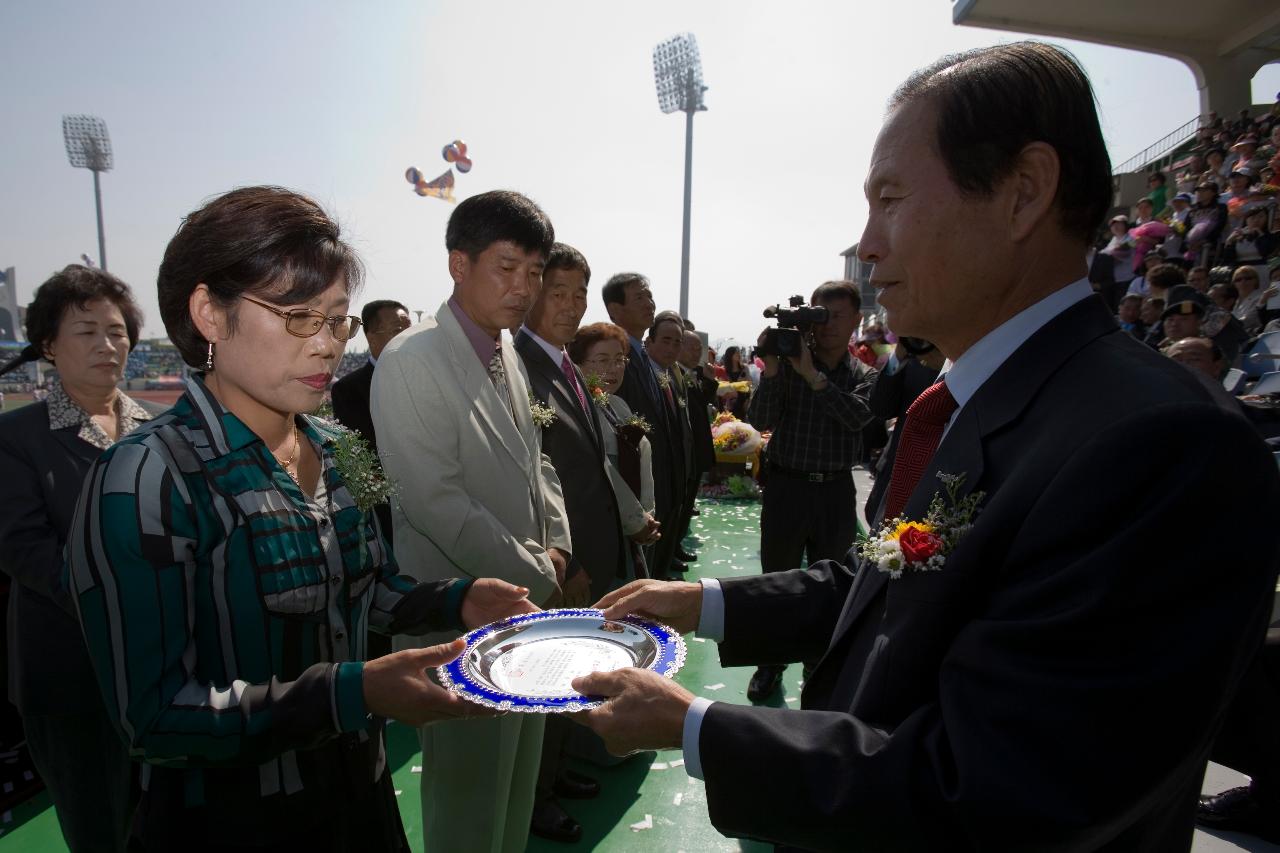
[371, 190, 570, 853]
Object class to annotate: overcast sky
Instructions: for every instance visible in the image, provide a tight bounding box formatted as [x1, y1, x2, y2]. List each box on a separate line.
[4, 0, 1278, 352]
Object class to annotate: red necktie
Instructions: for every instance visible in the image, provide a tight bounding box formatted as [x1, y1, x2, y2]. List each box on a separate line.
[882, 380, 959, 521]
[561, 353, 588, 415]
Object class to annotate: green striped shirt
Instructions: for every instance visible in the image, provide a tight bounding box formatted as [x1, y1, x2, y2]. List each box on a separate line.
[68, 374, 467, 806]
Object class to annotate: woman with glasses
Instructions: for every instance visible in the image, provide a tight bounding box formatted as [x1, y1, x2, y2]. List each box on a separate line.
[66, 186, 535, 852]
[570, 322, 659, 585]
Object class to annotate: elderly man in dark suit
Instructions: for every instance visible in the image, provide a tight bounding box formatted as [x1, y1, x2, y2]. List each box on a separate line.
[603, 273, 686, 578]
[573, 42, 1280, 852]
[515, 242, 623, 843]
[331, 298, 410, 539]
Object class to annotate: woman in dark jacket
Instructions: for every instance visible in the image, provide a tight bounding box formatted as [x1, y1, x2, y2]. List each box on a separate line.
[0, 265, 157, 852]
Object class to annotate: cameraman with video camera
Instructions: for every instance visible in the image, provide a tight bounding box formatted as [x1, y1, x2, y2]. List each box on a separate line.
[745, 280, 878, 701]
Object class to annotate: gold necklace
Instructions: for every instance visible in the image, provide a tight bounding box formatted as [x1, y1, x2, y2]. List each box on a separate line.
[272, 422, 300, 484]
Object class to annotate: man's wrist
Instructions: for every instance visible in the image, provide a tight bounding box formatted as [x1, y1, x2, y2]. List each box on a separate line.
[807, 371, 828, 390]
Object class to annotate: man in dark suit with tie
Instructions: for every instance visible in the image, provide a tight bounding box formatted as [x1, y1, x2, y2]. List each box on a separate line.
[331, 298, 411, 532]
[603, 274, 685, 578]
[646, 311, 694, 575]
[573, 42, 1280, 851]
[516, 243, 625, 602]
[515, 243, 623, 843]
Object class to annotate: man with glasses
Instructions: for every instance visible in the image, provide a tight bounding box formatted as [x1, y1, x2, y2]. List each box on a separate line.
[332, 300, 411, 536]
[333, 299, 411, 661]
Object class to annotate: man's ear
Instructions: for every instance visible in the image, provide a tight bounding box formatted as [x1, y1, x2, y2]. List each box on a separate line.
[448, 250, 470, 288]
[1008, 141, 1061, 243]
[189, 284, 228, 344]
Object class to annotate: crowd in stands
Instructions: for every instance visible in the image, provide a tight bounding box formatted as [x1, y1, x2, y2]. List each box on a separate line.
[1090, 100, 1280, 426]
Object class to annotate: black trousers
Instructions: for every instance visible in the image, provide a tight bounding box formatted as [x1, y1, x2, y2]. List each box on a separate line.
[759, 468, 858, 576]
[1210, 633, 1280, 795]
[24, 704, 137, 853]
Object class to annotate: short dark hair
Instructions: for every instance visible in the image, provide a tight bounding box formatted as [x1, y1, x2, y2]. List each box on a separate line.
[361, 299, 408, 330]
[810, 280, 862, 312]
[648, 309, 684, 340]
[890, 41, 1112, 243]
[545, 242, 591, 286]
[1148, 171, 1166, 184]
[445, 190, 554, 261]
[1188, 266, 1209, 277]
[1146, 264, 1186, 291]
[158, 186, 363, 368]
[24, 265, 143, 366]
[568, 322, 628, 364]
[602, 273, 648, 307]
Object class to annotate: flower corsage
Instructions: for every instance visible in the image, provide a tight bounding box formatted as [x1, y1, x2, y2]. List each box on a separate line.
[528, 392, 557, 428]
[330, 424, 395, 513]
[858, 472, 984, 579]
[584, 373, 611, 409]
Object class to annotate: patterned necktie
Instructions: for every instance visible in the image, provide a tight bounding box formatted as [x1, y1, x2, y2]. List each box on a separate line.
[561, 353, 588, 415]
[882, 380, 959, 521]
[488, 343, 515, 421]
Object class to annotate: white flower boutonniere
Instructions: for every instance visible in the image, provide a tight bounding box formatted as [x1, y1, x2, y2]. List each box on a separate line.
[329, 424, 395, 513]
[656, 371, 672, 391]
[858, 471, 984, 579]
[621, 413, 651, 434]
[529, 392, 557, 428]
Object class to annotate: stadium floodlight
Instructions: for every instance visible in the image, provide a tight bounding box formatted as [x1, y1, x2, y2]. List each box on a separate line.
[62, 115, 113, 271]
[652, 33, 708, 319]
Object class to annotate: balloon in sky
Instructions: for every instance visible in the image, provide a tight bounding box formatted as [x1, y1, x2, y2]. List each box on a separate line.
[405, 166, 456, 203]
[442, 139, 473, 173]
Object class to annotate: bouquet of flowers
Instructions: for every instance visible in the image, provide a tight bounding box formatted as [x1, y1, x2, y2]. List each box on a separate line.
[712, 411, 739, 429]
[712, 420, 762, 455]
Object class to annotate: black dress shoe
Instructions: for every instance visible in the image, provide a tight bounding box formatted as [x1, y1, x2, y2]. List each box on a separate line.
[668, 561, 689, 574]
[554, 769, 600, 799]
[691, 508, 701, 516]
[747, 666, 783, 702]
[1197, 785, 1280, 842]
[531, 799, 583, 843]
[677, 548, 698, 562]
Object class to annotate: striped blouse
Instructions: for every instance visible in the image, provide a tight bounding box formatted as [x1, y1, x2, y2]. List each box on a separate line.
[67, 374, 467, 810]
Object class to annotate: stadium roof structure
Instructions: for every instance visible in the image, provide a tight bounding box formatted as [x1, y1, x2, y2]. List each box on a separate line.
[953, 0, 1280, 116]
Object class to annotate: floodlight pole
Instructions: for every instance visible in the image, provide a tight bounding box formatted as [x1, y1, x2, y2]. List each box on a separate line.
[92, 167, 107, 271]
[679, 69, 696, 320]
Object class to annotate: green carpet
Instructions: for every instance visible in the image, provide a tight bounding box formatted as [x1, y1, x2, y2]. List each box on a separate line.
[0, 498, 787, 852]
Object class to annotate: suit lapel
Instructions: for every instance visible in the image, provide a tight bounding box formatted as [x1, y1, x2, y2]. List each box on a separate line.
[516, 332, 599, 447]
[828, 404, 985, 648]
[822, 294, 1117, 657]
[437, 307, 530, 473]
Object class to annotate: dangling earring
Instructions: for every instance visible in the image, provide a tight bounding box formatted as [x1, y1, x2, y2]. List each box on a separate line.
[205, 341, 215, 371]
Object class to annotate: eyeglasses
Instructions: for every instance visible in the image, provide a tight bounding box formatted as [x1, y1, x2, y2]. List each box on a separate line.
[582, 355, 629, 369]
[240, 295, 362, 341]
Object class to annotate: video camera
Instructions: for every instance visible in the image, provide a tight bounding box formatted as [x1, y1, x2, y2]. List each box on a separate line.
[754, 296, 829, 358]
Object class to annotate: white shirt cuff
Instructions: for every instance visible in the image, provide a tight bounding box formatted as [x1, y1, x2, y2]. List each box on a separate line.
[697, 578, 725, 642]
[682, 696, 715, 780]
